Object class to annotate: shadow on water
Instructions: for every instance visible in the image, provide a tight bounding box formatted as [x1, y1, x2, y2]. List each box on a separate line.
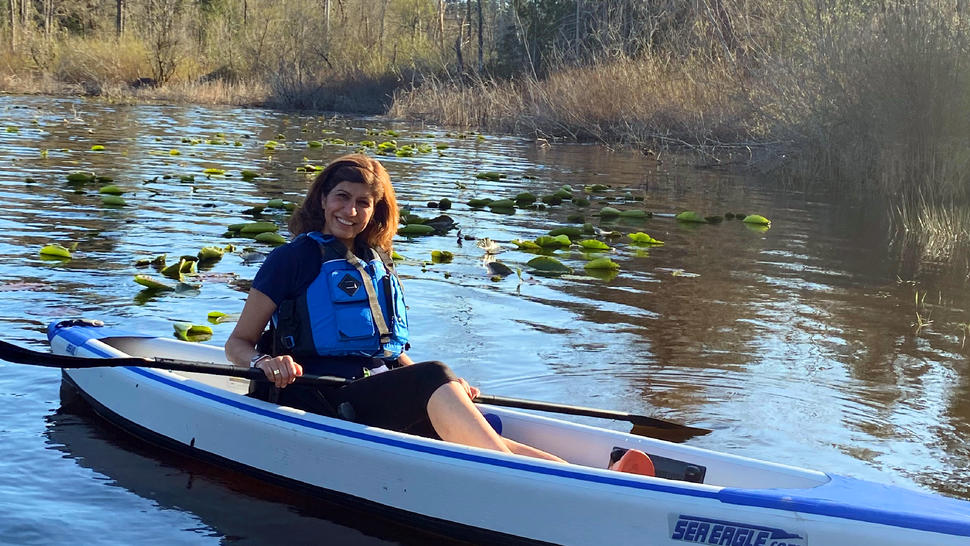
[44, 382, 467, 545]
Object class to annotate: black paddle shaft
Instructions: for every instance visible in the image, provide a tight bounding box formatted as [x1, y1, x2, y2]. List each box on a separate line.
[0, 339, 710, 438]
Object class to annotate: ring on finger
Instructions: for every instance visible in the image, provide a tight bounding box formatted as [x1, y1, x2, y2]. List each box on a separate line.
[273, 369, 281, 375]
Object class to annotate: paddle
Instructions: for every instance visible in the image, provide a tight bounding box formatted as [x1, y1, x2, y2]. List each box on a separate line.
[0, 340, 710, 442]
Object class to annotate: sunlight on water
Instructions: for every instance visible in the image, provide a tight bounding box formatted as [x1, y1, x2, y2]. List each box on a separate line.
[0, 95, 968, 543]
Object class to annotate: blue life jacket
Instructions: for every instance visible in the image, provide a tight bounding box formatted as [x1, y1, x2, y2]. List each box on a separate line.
[272, 232, 409, 360]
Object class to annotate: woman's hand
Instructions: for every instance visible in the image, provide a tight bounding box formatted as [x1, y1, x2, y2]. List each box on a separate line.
[456, 377, 480, 400]
[256, 355, 303, 388]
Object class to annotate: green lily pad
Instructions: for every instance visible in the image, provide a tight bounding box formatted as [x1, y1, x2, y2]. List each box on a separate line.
[254, 232, 286, 245]
[548, 227, 582, 238]
[308, 140, 323, 147]
[526, 256, 573, 275]
[579, 239, 611, 250]
[511, 239, 542, 251]
[90, 145, 105, 151]
[534, 234, 571, 248]
[39, 244, 72, 258]
[198, 246, 224, 261]
[398, 224, 436, 236]
[239, 222, 279, 234]
[431, 250, 454, 263]
[468, 198, 493, 208]
[488, 199, 515, 209]
[391, 251, 405, 261]
[742, 214, 771, 226]
[628, 232, 664, 245]
[599, 207, 622, 217]
[584, 257, 620, 270]
[240, 170, 259, 179]
[101, 195, 126, 206]
[66, 171, 96, 183]
[475, 172, 505, 181]
[160, 260, 185, 280]
[207, 311, 240, 324]
[134, 274, 175, 291]
[266, 198, 286, 209]
[98, 185, 124, 195]
[173, 322, 213, 342]
[675, 211, 707, 223]
[203, 168, 226, 175]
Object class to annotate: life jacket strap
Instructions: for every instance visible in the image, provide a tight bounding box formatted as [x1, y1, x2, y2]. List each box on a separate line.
[342, 247, 394, 354]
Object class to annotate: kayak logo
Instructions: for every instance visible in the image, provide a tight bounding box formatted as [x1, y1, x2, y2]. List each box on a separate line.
[670, 515, 805, 546]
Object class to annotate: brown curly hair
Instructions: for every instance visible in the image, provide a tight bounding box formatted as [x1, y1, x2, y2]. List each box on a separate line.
[288, 154, 398, 252]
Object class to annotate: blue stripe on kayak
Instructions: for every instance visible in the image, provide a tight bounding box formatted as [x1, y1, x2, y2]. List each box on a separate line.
[52, 325, 970, 537]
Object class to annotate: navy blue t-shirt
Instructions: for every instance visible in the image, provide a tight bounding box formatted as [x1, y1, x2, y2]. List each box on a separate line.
[251, 235, 322, 305]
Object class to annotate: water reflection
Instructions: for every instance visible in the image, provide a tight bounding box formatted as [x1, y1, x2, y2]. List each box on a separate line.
[1, 94, 969, 541]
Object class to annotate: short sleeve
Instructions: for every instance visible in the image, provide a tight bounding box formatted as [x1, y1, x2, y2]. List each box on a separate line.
[251, 236, 320, 305]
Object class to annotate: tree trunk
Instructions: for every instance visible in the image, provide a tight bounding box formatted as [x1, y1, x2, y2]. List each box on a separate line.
[8, 0, 16, 50]
[455, 14, 464, 77]
[44, 0, 53, 38]
[476, 0, 483, 74]
[437, 0, 445, 51]
[116, 0, 127, 38]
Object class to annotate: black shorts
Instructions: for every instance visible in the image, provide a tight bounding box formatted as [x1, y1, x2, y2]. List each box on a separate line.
[254, 361, 458, 439]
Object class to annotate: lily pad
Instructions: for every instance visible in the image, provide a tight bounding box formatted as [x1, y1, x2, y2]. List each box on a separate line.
[534, 234, 571, 248]
[207, 311, 240, 324]
[584, 257, 620, 270]
[599, 207, 622, 217]
[101, 195, 126, 206]
[240, 170, 259, 179]
[90, 145, 105, 151]
[548, 227, 582, 238]
[39, 244, 72, 258]
[98, 185, 124, 195]
[467, 198, 493, 208]
[488, 199, 515, 210]
[526, 256, 573, 275]
[579, 239, 611, 250]
[742, 214, 771, 226]
[398, 224, 435, 236]
[486, 261, 514, 276]
[203, 168, 226, 175]
[239, 222, 279, 234]
[266, 198, 286, 209]
[254, 232, 286, 245]
[66, 171, 96, 183]
[675, 211, 707, 223]
[431, 250, 454, 263]
[511, 239, 542, 251]
[134, 274, 175, 291]
[475, 172, 505, 181]
[628, 232, 664, 245]
[198, 246, 224, 261]
[173, 322, 213, 342]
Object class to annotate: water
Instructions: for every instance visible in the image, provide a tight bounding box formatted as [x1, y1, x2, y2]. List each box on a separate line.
[0, 95, 967, 543]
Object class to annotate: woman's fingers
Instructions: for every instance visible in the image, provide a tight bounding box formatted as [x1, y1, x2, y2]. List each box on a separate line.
[456, 378, 479, 400]
[258, 356, 302, 388]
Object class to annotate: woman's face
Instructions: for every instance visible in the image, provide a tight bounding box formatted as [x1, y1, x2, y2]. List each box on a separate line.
[321, 181, 376, 247]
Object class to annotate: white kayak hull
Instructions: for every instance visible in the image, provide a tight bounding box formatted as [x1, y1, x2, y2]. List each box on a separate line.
[48, 320, 970, 545]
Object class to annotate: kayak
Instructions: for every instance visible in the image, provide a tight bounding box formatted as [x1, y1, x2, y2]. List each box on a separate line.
[47, 319, 970, 545]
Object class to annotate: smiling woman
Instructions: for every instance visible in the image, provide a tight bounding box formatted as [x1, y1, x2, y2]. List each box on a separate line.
[223, 154, 583, 464]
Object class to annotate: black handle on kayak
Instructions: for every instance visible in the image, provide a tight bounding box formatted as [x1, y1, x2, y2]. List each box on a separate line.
[0, 339, 711, 441]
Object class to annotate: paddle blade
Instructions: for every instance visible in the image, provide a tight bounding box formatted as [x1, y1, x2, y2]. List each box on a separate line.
[630, 423, 711, 443]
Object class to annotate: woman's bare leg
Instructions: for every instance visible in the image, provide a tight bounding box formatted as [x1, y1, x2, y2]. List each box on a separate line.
[427, 381, 564, 462]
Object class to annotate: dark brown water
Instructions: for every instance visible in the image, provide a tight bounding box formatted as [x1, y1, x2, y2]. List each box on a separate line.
[0, 96, 968, 543]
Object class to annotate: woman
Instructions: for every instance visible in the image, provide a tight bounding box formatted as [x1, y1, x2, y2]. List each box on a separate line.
[225, 154, 563, 461]
[226, 153, 654, 473]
